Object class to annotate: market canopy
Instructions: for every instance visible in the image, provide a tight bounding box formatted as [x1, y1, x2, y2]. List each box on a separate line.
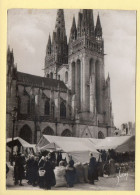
[40, 142, 61, 151]
[37, 135, 100, 163]
[96, 135, 135, 152]
[7, 137, 34, 148]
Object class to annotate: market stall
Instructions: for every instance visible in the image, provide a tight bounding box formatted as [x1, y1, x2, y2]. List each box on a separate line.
[37, 135, 100, 163]
[7, 137, 36, 155]
[96, 135, 135, 152]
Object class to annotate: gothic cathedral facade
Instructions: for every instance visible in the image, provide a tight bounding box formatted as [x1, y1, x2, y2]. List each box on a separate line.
[7, 9, 114, 144]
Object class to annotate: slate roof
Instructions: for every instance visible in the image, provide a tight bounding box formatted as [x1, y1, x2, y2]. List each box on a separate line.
[17, 72, 67, 92]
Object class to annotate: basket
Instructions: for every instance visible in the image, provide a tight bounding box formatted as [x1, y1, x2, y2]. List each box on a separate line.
[39, 170, 46, 177]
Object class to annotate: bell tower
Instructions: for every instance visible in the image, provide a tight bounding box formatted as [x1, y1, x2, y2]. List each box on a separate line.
[69, 9, 105, 123]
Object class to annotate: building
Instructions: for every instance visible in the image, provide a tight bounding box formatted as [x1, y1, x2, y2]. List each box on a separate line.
[120, 122, 135, 136]
[6, 9, 114, 144]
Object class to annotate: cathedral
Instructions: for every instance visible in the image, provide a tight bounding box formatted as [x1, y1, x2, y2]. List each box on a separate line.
[6, 9, 114, 144]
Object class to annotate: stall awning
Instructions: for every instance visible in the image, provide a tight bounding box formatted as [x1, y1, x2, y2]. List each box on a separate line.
[7, 137, 33, 148]
[96, 135, 135, 152]
[37, 135, 100, 163]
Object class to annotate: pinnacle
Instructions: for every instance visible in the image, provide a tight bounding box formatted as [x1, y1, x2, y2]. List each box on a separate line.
[96, 13, 101, 28]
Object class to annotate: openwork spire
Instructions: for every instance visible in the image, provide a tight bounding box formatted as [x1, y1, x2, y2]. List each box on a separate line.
[69, 16, 77, 42]
[77, 9, 94, 37]
[95, 14, 102, 37]
[46, 34, 51, 55]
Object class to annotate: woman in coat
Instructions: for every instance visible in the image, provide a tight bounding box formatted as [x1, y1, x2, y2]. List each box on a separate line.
[32, 156, 39, 186]
[65, 156, 76, 187]
[43, 155, 56, 190]
[88, 152, 96, 184]
[14, 153, 25, 186]
[38, 156, 45, 188]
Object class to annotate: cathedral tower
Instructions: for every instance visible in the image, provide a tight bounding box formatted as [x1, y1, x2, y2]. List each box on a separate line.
[44, 9, 113, 127]
[69, 10, 105, 123]
[44, 9, 68, 79]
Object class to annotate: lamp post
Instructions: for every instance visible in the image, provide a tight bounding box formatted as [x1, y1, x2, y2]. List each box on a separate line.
[11, 106, 17, 165]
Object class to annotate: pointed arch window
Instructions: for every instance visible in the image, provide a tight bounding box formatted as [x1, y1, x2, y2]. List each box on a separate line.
[61, 129, 72, 137]
[31, 96, 35, 114]
[19, 91, 30, 114]
[27, 98, 30, 114]
[51, 102, 55, 118]
[60, 101, 66, 118]
[98, 131, 105, 139]
[45, 99, 50, 115]
[17, 96, 21, 115]
[65, 71, 68, 83]
[42, 126, 54, 135]
[20, 125, 32, 143]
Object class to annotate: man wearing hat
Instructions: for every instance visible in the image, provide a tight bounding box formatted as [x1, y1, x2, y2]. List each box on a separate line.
[88, 152, 96, 184]
[14, 152, 25, 186]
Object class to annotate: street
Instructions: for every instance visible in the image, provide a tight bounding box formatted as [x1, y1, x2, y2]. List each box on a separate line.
[7, 172, 135, 191]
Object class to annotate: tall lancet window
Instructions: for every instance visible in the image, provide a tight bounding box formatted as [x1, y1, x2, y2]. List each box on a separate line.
[45, 100, 50, 115]
[51, 102, 55, 118]
[65, 71, 68, 83]
[60, 101, 66, 118]
[31, 96, 35, 114]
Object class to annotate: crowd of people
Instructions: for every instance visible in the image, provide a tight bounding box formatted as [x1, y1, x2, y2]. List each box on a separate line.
[99, 149, 135, 163]
[6, 149, 134, 189]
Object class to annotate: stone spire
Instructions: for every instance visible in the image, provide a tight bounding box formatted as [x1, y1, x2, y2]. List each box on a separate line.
[95, 14, 102, 37]
[44, 9, 68, 77]
[46, 34, 51, 55]
[69, 16, 77, 42]
[89, 9, 94, 36]
[78, 9, 94, 37]
[7, 47, 14, 66]
[55, 9, 66, 41]
[77, 11, 83, 38]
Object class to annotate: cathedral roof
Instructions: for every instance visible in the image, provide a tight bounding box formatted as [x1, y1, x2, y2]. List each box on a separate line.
[17, 72, 67, 92]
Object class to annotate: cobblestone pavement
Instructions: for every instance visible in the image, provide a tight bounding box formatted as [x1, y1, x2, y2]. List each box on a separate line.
[7, 172, 135, 191]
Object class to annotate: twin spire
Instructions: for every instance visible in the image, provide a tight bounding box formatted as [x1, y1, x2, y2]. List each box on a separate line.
[70, 9, 102, 41]
[46, 9, 68, 68]
[46, 9, 67, 56]
[45, 9, 103, 68]
[47, 9, 103, 54]
[95, 14, 102, 37]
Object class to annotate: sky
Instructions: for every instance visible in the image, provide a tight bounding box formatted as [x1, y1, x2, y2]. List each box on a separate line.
[7, 9, 136, 128]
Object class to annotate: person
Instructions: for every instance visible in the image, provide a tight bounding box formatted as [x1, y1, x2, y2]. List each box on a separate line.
[54, 161, 67, 187]
[65, 156, 76, 187]
[57, 152, 62, 166]
[38, 156, 45, 168]
[6, 163, 9, 176]
[32, 156, 39, 186]
[101, 150, 107, 162]
[109, 158, 116, 175]
[68, 155, 74, 167]
[97, 153, 103, 177]
[88, 152, 96, 184]
[26, 155, 31, 183]
[103, 160, 110, 176]
[38, 156, 45, 188]
[26, 155, 35, 185]
[14, 152, 25, 186]
[94, 155, 100, 181]
[43, 155, 56, 190]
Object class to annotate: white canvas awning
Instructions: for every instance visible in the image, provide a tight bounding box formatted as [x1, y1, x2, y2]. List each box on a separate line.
[7, 137, 34, 148]
[37, 135, 100, 163]
[96, 135, 135, 152]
